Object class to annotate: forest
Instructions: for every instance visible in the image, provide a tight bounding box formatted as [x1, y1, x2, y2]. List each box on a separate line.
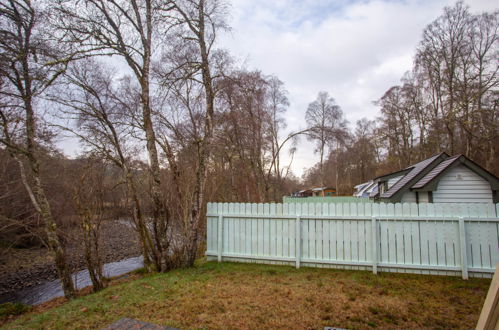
[0, 0, 497, 299]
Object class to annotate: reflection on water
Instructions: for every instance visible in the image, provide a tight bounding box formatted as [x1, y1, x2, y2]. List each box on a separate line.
[0, 256, 144, 305]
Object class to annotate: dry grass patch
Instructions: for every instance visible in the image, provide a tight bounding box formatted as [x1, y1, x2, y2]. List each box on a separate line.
[3, 261, 490, 329]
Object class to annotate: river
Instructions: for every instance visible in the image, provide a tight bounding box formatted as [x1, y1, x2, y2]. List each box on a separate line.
[0, 256, 144, 305]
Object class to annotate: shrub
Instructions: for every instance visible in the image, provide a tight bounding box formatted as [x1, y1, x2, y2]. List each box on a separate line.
[0, 302, 32, 319]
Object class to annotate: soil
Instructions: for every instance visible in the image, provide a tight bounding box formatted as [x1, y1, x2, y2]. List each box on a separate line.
[0, 219, 141, 296]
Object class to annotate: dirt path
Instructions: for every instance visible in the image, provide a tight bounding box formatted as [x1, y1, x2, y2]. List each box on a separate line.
[0, 220, 141, 296]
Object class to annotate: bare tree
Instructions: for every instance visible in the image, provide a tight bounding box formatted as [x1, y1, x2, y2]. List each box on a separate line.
[0, 0, 75, 298]
[72, 158, 107, 292]
[52, 60, 157, 272]
[305, 91, 348, 194]
[157, 0, 229, 265]
[53, 0, 176, 271]
[416, 1, 473, 155]
[468, 10, 499, 169]
[214, 70, 303, 202]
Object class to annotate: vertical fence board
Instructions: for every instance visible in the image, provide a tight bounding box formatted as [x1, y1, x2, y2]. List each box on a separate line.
[244, 204, 251, 255]
[289, 203, 297, 257]
[339, 219, 345, 261]
[223, 204, 229, 256]
[281, 218, 288, 257]
[251, 203, 258, 256]
[263, 204, 270, 256]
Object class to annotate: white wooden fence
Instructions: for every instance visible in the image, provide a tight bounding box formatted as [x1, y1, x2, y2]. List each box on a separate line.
[205, 202, 499, 279]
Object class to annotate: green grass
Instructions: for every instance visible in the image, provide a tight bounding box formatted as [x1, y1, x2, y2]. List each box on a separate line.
[2, 261, 491, 329]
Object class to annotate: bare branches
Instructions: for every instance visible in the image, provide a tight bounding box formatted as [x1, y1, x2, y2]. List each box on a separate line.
[0, 0, 76, 298]
[305, 91, 349, 193]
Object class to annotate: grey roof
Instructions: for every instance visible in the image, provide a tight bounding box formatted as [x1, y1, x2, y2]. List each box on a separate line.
[354, 182, 370, 190]
[380, 153, 446, 198]
[354, 181, 369, 196]
[369, 184, 379, 198]
[359, 181, 377, 197]
[412, 155, 461, 189]
[365, 182, 377, 193]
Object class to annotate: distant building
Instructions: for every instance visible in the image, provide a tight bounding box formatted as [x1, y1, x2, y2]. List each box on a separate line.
[353, 181, 376, 198]
[364, 153, 498, 203]
[292, 189, 312, 197]
[311, 187, 337, 197]
[291, 187, 337, 197]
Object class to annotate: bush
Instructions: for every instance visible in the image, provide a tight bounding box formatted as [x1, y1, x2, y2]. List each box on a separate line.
[0, 302, 32, 319]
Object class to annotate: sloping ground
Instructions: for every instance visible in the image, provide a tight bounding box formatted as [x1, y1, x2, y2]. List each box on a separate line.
[3, 261, 490, 329]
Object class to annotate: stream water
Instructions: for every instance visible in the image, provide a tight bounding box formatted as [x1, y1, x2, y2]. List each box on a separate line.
[0, 256, 144, 305]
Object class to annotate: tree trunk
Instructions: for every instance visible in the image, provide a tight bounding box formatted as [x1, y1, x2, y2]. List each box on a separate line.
[124, 166, 156, 272]
[24, 84, 76, 298]
[140, 5, 169, 270]
[186, 0, 216, 265]
[83, 221, 105, 292]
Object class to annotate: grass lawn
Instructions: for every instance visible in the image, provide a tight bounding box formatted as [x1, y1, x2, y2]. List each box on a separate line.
[2, 260, 491, 329]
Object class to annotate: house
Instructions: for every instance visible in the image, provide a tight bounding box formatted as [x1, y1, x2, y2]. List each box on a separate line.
[353, 180, 376, 198]
[291, 189, 312, 197]
[291, 187, 337, 197]
[311, 187, 337, 197]
[369, 153, 499, 203]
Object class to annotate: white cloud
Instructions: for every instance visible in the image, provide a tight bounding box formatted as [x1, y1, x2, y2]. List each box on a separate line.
[218, 0, 498, 178]
[55, 0, 497, 179]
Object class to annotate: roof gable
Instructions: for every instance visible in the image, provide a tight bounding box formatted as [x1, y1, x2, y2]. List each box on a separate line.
[412, 154, 499, 191]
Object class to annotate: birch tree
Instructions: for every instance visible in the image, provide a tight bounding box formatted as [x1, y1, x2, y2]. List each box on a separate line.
[54, 0, 176, 271]
[0, 0, 75, 298]
[52, 59, 158, 271]
[156, 0, 229, 264]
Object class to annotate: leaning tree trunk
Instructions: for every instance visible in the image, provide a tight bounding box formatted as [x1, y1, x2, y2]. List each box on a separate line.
[23, 87, 76, 298]
[27, 141, 75, 298]
[32, 172, 75, 298]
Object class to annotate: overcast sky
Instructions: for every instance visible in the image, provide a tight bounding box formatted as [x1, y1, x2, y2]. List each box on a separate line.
[217, 0, 497, 178]
[57, 0, 496, 179]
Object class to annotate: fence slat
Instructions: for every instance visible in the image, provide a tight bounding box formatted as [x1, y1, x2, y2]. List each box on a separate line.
[295, 215, 301, 268]
[372, 217, 378, 274]
[217, 214, 223, 262]
[459, 217, 469, 279]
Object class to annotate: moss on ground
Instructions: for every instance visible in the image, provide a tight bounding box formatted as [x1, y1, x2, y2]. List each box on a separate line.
[2, 261, 491, 329]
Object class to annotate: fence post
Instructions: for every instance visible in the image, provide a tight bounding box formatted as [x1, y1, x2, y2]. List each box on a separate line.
[476, 263, 499, 330]
[218, 215, 223, 262]
[295, 216, 301, 269]
[458, 217, 468, 280]
[371, 216, 378, 275]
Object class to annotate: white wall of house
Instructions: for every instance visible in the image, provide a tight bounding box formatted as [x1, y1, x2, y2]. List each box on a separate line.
[432, 164, 493, 203]
[418, 191, 429, 203]
[401, 191, 417, 202]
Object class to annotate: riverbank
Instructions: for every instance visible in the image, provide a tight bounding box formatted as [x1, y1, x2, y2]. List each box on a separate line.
[0, 220, 141, 296]
[2, 261, 491, 329]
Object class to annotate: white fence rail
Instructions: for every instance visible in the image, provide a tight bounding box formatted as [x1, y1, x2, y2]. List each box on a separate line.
[205, 202, 499, 278]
